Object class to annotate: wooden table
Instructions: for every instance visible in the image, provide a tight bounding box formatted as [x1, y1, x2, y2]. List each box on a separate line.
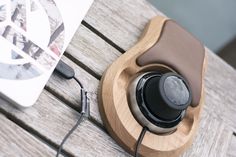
[0, 0, 235, 156]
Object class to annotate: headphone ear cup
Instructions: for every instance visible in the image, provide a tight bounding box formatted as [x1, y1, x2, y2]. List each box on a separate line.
[128, 72, 192, 134]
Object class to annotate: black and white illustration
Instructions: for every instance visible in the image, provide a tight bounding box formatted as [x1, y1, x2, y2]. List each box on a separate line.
[0, 0, 65, 80]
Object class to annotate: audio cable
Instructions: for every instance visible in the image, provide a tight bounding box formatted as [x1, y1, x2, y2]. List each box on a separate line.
[54, 60, 90, 157]
[54, 60, 148, 157]
[135, 127, 148, 157]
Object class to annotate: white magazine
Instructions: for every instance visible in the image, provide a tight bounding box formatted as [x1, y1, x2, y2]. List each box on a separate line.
[0, 0, 94, 107]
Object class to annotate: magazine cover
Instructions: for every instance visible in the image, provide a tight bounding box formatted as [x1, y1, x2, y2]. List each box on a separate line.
[0, 0, 94, 107]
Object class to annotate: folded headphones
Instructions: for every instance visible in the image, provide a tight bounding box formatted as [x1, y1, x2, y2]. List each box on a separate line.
[99, 16, 206, 157]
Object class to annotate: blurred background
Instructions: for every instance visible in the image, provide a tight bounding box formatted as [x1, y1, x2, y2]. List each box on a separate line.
[148, 0, 236, 69]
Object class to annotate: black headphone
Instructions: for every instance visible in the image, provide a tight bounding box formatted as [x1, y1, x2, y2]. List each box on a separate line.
[129, 72, 192, 134]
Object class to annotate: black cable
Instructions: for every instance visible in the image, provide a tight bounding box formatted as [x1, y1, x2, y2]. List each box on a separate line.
[56, 113, 85, 157]
[54, 60, 90, 157]
[73, 76, 84, 89]
[55, 60, 148, 157]
[135, 127, 148, 157]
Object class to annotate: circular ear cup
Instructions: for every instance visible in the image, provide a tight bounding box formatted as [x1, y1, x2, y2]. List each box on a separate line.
[128, 72, 192, 134]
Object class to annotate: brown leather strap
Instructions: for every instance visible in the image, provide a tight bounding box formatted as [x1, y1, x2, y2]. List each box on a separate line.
[137, 20, 205, 106]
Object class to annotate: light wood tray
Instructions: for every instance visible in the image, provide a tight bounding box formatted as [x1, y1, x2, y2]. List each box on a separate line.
[99, 16, 206, 157]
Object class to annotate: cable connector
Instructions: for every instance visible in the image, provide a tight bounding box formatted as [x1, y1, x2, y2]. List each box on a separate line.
[54, 60, 89, 117]
[55, 60, 75, 79]
[81, 89, 90, 118]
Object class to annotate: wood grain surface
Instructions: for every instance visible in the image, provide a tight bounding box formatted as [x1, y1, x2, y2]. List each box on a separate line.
[0, 0, 235, 156]
[0, 90, 130, 157]
[0, 113, 55, 157]
[228, 134, 236, 156]
[84, 0, 163, 50]
[66, 25, 120, 77]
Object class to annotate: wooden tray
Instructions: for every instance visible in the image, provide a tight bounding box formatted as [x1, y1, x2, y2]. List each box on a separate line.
[99, 16, 206, 157]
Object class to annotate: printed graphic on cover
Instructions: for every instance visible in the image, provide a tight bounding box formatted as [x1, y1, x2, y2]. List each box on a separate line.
[0, 0, 93, 107]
